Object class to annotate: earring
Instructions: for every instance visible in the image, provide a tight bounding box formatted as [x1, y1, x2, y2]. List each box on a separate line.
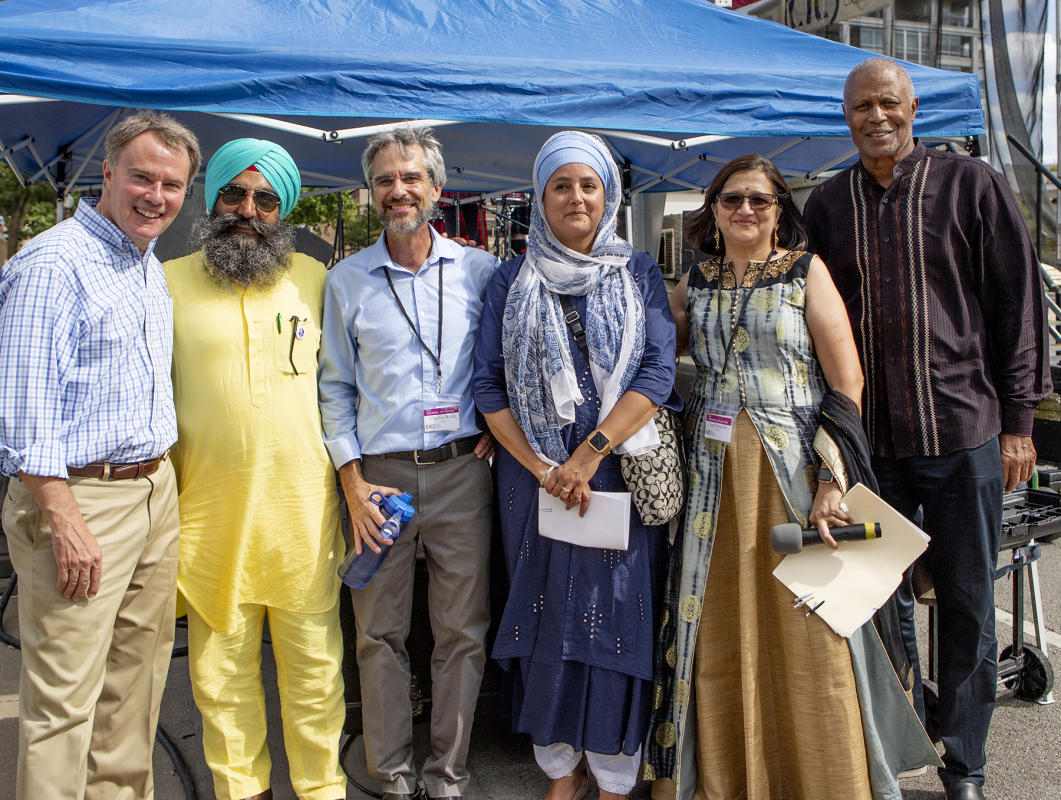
[713, 223, 720, 251]
[771, 226, 778, 251]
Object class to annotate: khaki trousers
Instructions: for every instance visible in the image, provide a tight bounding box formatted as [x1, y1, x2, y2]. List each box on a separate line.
[3, 460, 180, 800]
[354, 451, 492, 798]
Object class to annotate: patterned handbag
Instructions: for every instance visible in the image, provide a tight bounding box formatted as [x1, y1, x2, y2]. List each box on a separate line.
[556, 294, 685, 527]
[620, 406, 685, 526]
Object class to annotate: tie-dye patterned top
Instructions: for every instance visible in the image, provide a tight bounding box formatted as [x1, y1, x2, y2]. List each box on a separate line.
[645, 249, 827, 789]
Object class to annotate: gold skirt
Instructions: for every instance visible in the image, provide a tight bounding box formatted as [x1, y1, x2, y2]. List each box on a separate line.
[693, 412, 870, 800]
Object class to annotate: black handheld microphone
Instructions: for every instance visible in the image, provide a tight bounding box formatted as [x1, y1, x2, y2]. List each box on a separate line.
[769, 522, 882, 554]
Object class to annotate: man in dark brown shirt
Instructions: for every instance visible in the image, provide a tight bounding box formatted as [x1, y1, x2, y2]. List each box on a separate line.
[805, 58, 1050, 800]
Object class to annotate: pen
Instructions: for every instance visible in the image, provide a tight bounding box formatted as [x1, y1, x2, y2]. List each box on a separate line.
[276, 313, 281, 333]
[791, 591, 813, 607]
[805, 600, 825, 618]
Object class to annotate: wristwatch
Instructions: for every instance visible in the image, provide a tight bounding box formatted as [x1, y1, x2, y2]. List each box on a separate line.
[818, 465, 835, 485]
[588, 429, 612, 455]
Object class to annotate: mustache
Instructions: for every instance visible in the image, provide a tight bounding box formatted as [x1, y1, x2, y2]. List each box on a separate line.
[211, 213, 273, 236]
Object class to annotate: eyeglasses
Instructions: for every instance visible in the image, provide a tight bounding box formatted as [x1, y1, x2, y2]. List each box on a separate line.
[371, 171, 430, 190]
[716, 192, 778, 211]
[218, 184, 281, 213]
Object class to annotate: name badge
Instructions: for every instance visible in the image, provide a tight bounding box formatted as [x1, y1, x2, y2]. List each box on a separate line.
[424, 405, 460, 432]
[704, 405, 736, 443]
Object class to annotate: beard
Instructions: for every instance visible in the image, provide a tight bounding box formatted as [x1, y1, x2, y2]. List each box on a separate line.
[378, 200, 437, 234]
[191, 213, 296, 288]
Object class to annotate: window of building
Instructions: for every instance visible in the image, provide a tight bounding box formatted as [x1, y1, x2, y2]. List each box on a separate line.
[940, 32, 972, 58]
[894, 0, 930, 23]
[852, 25, 883, 53]
[894, 27, 929, 63]
[941, 0, 972, 27]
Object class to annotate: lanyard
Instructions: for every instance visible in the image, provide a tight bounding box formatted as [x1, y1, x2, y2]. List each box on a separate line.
[384, 260, 445, 395]
[715, 250, 776, 400]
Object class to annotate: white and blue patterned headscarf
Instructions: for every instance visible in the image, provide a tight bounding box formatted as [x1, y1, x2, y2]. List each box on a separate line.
[502, 131, 659, 464]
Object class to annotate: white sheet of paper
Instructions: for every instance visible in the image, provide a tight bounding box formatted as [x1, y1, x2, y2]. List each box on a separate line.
[772, 482, 930, 638]
[538, 489, 631, 550]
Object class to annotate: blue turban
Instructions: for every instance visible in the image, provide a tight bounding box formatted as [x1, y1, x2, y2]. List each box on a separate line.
[533, 131, 614, 193]
[204, 138, 301, 218]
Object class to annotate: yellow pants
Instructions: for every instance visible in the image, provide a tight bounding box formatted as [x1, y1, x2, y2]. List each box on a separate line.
[187, 601, 347, 800]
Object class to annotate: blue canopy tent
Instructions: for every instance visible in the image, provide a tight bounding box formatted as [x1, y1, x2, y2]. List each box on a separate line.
[0, 0, 985, 237]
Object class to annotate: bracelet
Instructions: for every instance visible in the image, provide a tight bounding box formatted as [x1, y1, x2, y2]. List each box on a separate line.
[539, 465, 555, 486]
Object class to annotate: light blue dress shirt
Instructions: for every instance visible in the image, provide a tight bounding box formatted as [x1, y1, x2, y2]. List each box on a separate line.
[318, 227, 499, 467]
[0, 198, 177, 478]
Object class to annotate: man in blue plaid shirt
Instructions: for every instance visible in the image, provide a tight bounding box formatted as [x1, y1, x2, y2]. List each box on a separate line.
[0, 111, 200, 800]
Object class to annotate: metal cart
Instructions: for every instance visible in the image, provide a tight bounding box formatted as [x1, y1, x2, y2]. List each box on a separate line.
[922, 488, 1056, 741]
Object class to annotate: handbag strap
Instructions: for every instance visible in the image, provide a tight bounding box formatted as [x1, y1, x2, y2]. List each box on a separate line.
[558, 294, 590, 363]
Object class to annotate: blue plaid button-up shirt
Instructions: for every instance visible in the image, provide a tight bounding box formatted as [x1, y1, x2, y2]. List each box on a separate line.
[0, 197, 177, 478]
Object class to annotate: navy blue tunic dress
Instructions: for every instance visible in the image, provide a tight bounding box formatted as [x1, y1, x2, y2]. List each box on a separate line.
[472, 251, 678, 756]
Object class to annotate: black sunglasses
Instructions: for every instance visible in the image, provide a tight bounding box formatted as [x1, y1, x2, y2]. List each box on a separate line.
[218, 184, 281, 213]
[716, 191, 778, 212]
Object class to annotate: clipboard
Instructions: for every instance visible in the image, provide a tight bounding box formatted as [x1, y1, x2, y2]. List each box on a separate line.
[772, 482, 930, 637]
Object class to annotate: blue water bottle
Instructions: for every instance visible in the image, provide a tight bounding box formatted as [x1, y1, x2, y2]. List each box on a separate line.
[338, 490, 416, 589]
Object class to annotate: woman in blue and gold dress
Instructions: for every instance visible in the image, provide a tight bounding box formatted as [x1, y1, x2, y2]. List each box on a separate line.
[646, 155, 937, 800]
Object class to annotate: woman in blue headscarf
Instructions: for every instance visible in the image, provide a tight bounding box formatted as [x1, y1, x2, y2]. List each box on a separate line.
[473, 131, 680, 799]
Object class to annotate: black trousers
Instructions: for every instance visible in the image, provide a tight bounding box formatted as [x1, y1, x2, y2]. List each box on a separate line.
[873, 438, 1002, 787]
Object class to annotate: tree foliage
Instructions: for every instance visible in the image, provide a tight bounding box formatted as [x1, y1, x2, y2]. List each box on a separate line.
[0, 163, 60, 254]
[289, 189, 383, 257]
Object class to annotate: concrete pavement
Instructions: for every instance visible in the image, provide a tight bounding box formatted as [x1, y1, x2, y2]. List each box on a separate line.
[1, 539, 1059, 799]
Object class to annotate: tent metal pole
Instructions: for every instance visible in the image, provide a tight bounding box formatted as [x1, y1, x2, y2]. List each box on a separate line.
[65, 114, 116, 190]
[25, 142, 58, 191]
[450, 167, 528, 187]
[205, 113, 332, 139]
[0, 94, 56, 105]
[0, 137, 27, 187]
[300, 168, 363, 186]
[763, 137, 810, 161]
[1055, 0, 1060, 264]
[329, 119, 463, 141]
[629, 155, 708, 193]
[806, 147, 859, 179]
[678, 134, 732, 149]
[585, 129, 685, 149]
[300, 184, 365, 197]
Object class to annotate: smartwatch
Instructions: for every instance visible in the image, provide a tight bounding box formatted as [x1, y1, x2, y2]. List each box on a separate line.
[588, 429, 612, 455]
[818, 466, 835, 485]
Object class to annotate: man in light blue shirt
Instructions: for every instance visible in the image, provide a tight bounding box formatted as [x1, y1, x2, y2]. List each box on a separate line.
[0, 111, 200, 800]
[318, 126, 497, 800]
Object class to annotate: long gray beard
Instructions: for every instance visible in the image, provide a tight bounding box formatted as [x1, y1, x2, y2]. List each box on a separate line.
[379, 201, 438, 234]
[191, 214, 296, 288]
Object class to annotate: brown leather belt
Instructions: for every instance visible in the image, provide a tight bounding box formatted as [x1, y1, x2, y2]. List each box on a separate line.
[380, 435, 479, 466]
[67, 455, 165, 481]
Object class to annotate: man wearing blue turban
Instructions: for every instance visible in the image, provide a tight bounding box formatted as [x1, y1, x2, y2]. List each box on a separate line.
[165, 139, 347, 800]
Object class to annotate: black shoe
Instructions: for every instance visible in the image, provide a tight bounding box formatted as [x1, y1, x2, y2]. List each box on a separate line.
[944, 781, 986, 800]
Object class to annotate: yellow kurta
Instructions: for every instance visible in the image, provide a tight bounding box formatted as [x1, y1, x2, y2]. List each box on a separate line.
[165, 251, 342, 633]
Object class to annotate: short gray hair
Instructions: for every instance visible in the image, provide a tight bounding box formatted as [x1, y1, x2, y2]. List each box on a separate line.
[843, 57, 916, 106]
[361, 126, 446, 188]
[105, 110, 201, 183]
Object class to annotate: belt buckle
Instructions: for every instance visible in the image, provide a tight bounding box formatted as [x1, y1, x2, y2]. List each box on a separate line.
[413, 448, 439, 466]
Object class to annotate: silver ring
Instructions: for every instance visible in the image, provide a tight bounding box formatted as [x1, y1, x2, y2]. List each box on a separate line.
[839, 502, 849, 513]
[560, 487, 572, 495]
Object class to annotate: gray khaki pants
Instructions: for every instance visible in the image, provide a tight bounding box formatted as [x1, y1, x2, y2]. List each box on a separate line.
[354, 450, 492, 798]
